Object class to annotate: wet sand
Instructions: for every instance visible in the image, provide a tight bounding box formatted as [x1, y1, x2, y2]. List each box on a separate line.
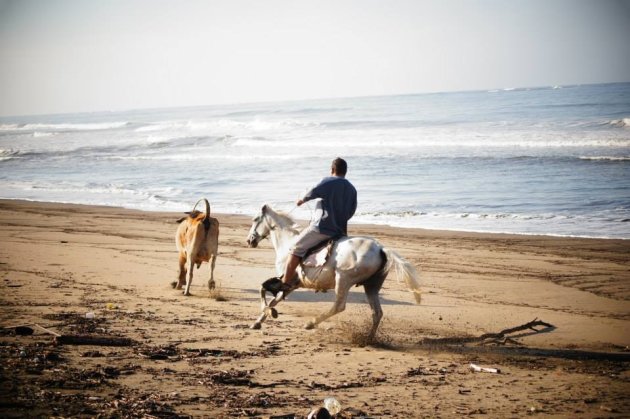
[0, 199, 628, 418]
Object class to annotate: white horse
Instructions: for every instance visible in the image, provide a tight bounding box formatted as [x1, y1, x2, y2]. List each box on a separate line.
[246, 204, 422, 341]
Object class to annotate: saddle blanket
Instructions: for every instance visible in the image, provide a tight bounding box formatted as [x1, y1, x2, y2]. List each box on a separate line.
[302, 240, 335, 268]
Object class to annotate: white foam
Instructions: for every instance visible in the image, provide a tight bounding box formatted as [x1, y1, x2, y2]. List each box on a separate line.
[351, 210, 630, 239]
[579, 156, 630, 161]
[33, 131, 55, 137]
[135, 118, 320, 133]
[609, 118, 630, 128]
[0, 122, 129, 131]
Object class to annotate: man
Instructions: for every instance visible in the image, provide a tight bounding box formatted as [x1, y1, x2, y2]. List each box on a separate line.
[281, 157, 357, 290]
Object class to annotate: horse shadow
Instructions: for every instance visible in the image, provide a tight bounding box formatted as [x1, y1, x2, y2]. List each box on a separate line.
[239, 287, 415, 306]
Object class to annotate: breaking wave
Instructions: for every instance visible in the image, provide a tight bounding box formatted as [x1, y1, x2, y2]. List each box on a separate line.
[0, 149, 19, 161]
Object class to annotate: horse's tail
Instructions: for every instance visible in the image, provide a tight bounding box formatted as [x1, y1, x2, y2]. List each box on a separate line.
[382, 248, 422, 304]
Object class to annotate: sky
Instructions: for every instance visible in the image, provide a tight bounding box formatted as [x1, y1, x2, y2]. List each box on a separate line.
[0, 0, 629, 117]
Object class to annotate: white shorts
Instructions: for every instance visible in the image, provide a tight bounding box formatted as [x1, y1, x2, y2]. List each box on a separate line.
[290, 227, 331, 258]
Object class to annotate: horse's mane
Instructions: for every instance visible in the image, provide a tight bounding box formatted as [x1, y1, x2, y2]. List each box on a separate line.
[269, 209, 301, 234]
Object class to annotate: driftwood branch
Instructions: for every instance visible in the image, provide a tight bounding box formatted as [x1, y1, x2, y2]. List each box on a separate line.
[32, 323, 61, 337]
[55, 335, 135, 346]
[422, 318, 555, 346]
[3, 323, 61, 337]
[4, 323, 135, 347]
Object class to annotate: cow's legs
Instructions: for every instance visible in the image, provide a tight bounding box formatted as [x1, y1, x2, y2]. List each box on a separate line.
[208, 253, 217, 290]
[184, 258, 194, 296]
[176, 253, 187, 289]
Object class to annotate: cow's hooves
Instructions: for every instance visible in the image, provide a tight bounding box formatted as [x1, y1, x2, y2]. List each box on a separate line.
[208, 281, 216, 290]
[305, 322, 316, 330]
[250, 323, 262, 330]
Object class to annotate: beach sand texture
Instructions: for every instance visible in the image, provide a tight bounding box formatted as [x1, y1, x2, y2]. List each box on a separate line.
[1, 199, 629, 417]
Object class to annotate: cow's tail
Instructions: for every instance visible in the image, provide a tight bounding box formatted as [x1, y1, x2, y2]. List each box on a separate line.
[191, 198, 212, 233]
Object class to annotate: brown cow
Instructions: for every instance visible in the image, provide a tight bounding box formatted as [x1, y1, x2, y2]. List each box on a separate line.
[175, 198, 219, 296]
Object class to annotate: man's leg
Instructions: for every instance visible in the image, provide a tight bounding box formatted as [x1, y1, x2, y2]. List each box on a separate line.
[281, 227, 331, 290]
[281, 253, 301, 287]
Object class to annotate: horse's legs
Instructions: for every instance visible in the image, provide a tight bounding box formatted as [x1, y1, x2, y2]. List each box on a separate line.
[364, 287, 383, 342]
[305, 277, 350, 329]
[363, 260, 387, 341]
[251, 289, 292, 329]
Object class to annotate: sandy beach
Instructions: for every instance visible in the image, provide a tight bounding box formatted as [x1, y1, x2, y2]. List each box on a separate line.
[0, 199, 628, 418]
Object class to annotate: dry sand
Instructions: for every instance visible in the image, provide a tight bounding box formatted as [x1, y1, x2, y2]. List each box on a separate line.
[0, 199, 628, 418]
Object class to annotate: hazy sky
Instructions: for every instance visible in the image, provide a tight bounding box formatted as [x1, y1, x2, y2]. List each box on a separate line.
[1, 0, 629, 116]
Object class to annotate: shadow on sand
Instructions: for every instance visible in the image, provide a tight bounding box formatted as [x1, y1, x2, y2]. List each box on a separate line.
[238, 287, 416, 306]
[418, 320, 630, 361]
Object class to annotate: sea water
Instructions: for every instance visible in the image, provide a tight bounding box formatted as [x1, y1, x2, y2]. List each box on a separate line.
[1, 82, 629, 239]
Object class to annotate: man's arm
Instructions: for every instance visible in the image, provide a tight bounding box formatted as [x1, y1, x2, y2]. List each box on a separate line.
[298, 178, 328, 205]
[297, 189, 315, 206]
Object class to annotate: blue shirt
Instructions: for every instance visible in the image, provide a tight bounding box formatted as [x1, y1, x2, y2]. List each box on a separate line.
[303, 176, 357, 236]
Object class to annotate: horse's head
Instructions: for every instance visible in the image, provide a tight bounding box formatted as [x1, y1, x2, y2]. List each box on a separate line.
[247, 205, 272, 248]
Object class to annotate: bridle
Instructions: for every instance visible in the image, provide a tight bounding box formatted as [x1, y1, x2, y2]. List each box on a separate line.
[249, 228, 265, 245]
[248, 214, 273, 246]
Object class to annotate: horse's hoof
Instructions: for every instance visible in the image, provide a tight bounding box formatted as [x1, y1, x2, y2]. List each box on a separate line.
[250, 323, 262, 330]
[264, 307, 278, 319]
[183, 291, 191, 296]
[170, 281, 178, 289]
[304, 322, 316, 330]
[208, 280, 216, 290]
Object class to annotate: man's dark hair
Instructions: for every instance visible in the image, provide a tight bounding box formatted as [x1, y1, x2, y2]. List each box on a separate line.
[332, 157, 348, 176]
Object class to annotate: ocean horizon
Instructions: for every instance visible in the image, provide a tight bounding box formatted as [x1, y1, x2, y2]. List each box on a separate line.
[1, 82, 629, 239]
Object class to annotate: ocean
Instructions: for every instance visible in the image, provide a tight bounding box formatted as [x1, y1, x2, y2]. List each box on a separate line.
[1, 82, 629, 239]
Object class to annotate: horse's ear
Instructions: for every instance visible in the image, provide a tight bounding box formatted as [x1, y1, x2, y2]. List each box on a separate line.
[261, 204, 268, 214]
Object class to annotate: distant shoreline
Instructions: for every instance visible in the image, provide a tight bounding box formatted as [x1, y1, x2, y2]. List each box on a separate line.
[1, 198, 627, 242]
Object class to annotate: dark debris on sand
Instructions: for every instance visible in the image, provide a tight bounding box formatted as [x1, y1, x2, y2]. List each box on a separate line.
[0, 310, 373, 418]
[43, 312, 110, 335]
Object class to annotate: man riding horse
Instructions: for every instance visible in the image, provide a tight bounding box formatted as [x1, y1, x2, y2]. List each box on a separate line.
[280, 157, 357, 291]
[247, 160, 421, 335]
